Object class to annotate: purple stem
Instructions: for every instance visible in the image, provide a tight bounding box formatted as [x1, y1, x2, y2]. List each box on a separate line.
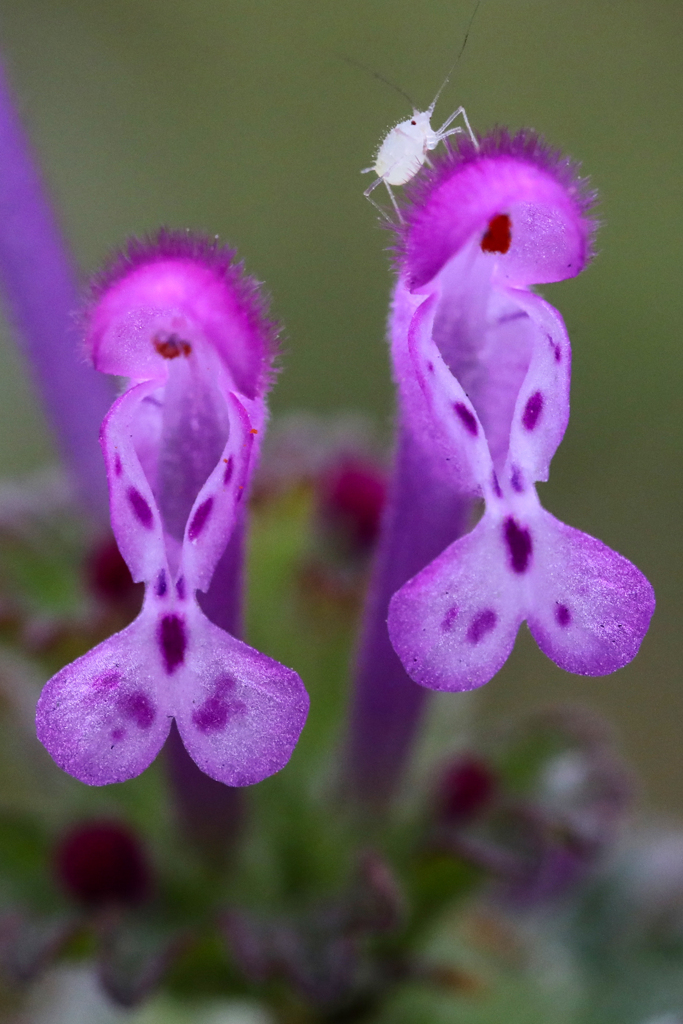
[0, 56, 111, 519]
[166, 515, 246, 866]
[344, 421, 472, 805]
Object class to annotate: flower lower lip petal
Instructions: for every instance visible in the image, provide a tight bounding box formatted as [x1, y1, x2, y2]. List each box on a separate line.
[36, 616, 171, 787]
[174, 615, 309, 787]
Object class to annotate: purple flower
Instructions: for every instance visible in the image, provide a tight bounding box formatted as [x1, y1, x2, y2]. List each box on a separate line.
[386, 130, 654, 692]
[36, 232, 309, 786]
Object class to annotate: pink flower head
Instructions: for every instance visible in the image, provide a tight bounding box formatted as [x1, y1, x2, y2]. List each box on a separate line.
[387, 131, 654, 692]
[36, 232, 309, 785]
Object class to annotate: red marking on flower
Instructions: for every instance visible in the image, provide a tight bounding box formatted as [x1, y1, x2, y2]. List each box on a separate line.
[249, 428, 258, 434]
[153, 334, 192, 359]
[481, 213, 512, 254]
[55, 821, 150, 906]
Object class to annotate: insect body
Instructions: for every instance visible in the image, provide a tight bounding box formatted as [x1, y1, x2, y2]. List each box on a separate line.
[363, 103, 477, 219]
[360, 1, 481, 221]
[362, 102, 481, 219]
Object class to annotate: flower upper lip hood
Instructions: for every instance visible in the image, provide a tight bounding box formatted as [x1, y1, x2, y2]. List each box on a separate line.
[395, 129, 597, 291]
[87, 230, 276, 400]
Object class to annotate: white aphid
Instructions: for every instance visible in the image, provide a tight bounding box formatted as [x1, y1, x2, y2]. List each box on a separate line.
[362, 102, 477, 219]
[360, 3, 481, 221]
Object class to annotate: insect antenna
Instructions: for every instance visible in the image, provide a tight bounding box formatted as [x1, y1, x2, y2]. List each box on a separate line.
[336, 53, 417, 110]
[427, 0, 482, 115]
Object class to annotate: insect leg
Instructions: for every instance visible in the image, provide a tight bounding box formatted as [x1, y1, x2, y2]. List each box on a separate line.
[363, 175, 385, 198]
[435, 106, 479, 149]
[459, 107, 479, 149]
[366, 193, 394, 223]
[362, 175, 394, 222]
[435, 108, 463, 133]
[384, 183, 404, 223]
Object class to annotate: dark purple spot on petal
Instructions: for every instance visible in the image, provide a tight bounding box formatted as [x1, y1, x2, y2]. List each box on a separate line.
[497, 311, 529, 326]
[504, 517, 532, 574]
[510, 465, 524, 493]
[94, 671, 121, 692]
[158, 614, 186, 674]
[427, 361, 434, 373]
[188, 497, 213, 541]
[547, 333, 562, 362]
[492, 471, 503, 498]
[555, 603, 571, 627]
[192, 675, 245, 734]
[175, 576, 185, 600]
[127, 488, 153, 529]
[155, 570, 167, 598]
[454, 402, 478, 436]
[114, 454, 122, 477]
[118, 690, 155, 729]
[223, 456, 234, 485]
[441, 605, 458, 631]
[111, 727, 125, 742]
[522, 391, 543, 431]
[467, 609, 497, 644]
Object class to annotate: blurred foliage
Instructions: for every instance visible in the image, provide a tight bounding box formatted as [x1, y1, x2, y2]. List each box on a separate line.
[0, 470, 679, 1021]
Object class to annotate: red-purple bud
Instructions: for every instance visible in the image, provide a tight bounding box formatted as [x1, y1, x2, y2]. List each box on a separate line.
[436, 755, 497, 825]
[55, 820, 150, 907]
[319, 457, 387, 553]
[86, 536, 141, 606]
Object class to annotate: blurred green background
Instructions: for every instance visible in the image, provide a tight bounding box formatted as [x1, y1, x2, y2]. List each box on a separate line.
[0, 0, 680, 810]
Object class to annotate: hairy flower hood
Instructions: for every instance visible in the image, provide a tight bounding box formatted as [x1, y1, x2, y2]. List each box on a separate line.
[37, 232, 308, 786]
[386, 131, 654, 691]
